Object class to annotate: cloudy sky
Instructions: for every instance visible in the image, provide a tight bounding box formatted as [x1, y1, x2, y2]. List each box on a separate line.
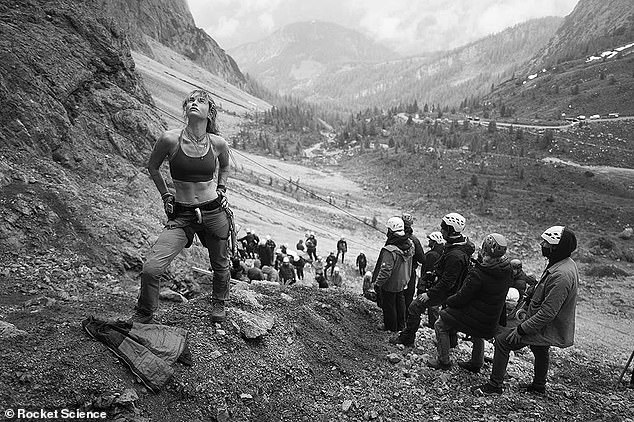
[188, 0, 578, 56]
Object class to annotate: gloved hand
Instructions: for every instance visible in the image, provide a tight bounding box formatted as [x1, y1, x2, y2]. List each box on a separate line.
[506, 327, 522, 344]
[162, 192, 175, 218]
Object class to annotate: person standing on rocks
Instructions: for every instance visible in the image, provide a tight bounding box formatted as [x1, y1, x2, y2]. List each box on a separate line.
[418, 231, 446, 328]
[279, 256, 296, 285]
[472, 226, 579, 396]
[372, 217, 414, 332]
[257, 238, 273, 267]
[427, 233, 511, 371]
[133, 89, 231, 324]
[401, 213, 426, 309]
[391, 213, 474, 346]
[331, 267, 343, 287]
[325, 251, 337, 279]
[356, 251, 367, 276]
[336, 237, 348, 263]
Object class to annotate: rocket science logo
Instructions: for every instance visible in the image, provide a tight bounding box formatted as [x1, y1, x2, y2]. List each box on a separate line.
[3, 408, 107, 419]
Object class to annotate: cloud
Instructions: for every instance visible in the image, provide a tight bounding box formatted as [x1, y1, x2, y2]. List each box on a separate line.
[188, 0, 578, 54]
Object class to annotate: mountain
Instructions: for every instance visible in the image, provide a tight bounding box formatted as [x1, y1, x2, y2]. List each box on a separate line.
[231, 18, 561, 111]
[229, 20, 400, 96]
[531, 0, 634, 68]
[483, 0, 634, 120]
[92, 0, 246, 87]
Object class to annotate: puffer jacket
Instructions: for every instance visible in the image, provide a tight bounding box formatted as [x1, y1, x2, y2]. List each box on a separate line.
[372, 236, 414, 292]
[427, 237, 475, 306]
[440, 257, 512, 339]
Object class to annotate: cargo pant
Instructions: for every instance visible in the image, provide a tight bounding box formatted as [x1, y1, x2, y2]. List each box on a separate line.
[137, 207, 230, 315]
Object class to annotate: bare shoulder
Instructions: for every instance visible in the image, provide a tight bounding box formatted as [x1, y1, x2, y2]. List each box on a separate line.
[158, 128, 181, 147]
[209, 133, 229, 153]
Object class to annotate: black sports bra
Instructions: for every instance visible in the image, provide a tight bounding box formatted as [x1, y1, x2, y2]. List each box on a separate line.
[169, 130, 217, 183]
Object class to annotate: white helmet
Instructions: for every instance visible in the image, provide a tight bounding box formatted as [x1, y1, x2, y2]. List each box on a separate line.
[334, 267, 340, 272]
[506, 287, 520, 302]
[541, 226, 564, 245]
[427, 231, 445, 245]
[442, 212, 466, 233]
[266, 234, 271, 240]
[386, 216, 405, 235]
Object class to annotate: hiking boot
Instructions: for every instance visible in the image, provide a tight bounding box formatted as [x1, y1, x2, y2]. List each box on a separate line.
[426, 358, 452, 371]
[518, 382, 546, 395]
[458, 360, 482, 373]
[389, 335, 414, 347]
[211, 300, 226, 323]
[130, 310, 157, 325]
[471, 383, 502, 396]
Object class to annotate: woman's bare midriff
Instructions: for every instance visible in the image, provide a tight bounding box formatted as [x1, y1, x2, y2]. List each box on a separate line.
[173, 180, 218, 205]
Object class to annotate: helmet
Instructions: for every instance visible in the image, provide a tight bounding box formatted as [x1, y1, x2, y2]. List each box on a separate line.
[442, 213, 466, 233]
[510, 259, 522, 270]
[283, 256, 290, 263]
[317, 256, 322, 260]
[427, 231, 445, 245]
[246, 229, 252, 233]
[284, 243, 289, 247]
[359, 250, 364, 254]
[266, 234, 271, 240]
[334, 267, 340, 272]
[386, 216, 405, 235]
[481, 233, 507, 258]
[541, 226, 564, 245]
[401, 212, 414, 227]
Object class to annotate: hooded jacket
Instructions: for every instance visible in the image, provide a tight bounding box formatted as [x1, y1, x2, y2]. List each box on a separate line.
[517, 228, 578, 347]
[440, 257, 512, 339]
[372, 233, 415, 292]
[427, 236, 475, 306]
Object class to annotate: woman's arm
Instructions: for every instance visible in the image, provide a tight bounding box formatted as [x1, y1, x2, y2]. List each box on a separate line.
[147, 131, 176, 196]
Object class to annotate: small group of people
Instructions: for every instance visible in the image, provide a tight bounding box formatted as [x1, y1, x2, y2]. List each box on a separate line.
[370, 211, 578, 397]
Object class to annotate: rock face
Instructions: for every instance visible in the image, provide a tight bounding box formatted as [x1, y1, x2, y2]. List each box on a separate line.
[92, 0, 245, 87]
[0, 0, 164, 164]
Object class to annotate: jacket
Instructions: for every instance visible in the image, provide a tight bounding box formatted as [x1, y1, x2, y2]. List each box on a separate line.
[427, 237, 475, 306]
[372, 236, 414, 293]
[440, 257, 512, 339]
[417, 244, 444, 293]
[337, 240, 347, 252]
[518, 257, 578, 347]
[331, 272, 343, 287]
[82, 316, 192, 392]
[356, 253, 367, 267]
[278, 264, 296, 283]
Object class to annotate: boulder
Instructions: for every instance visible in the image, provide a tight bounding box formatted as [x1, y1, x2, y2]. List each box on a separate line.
[231, 308, 275, 339]
[617, 227, 633, 240]
[0, 321, 28, 339]
[159, 288, 188, 303]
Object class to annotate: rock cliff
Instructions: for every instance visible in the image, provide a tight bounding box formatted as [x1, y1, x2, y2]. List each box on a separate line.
[92, 0, 246, 87]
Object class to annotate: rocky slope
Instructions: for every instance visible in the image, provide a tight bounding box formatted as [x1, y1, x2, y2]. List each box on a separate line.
[92, 0, 246, 87]
[531, 0, 634, 68]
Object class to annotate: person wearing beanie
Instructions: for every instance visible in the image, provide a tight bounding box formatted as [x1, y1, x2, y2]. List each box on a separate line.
[391, 212, 475, 346]
[372, 217, 415, 332]
[427, 233, 512, 371]
[472, 226, 579, 396]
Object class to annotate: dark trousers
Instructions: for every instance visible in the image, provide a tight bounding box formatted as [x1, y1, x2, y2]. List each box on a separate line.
[358, 265, 366, 276]
[296, 266, 304, 280]
[404, 276, 416, 309]
[336, 251, 346, 263]
[489, 328, 550, 389]
[307, 248, 317, 261]
[380, 290, 406, 332]
[399, 296, 425, 341]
